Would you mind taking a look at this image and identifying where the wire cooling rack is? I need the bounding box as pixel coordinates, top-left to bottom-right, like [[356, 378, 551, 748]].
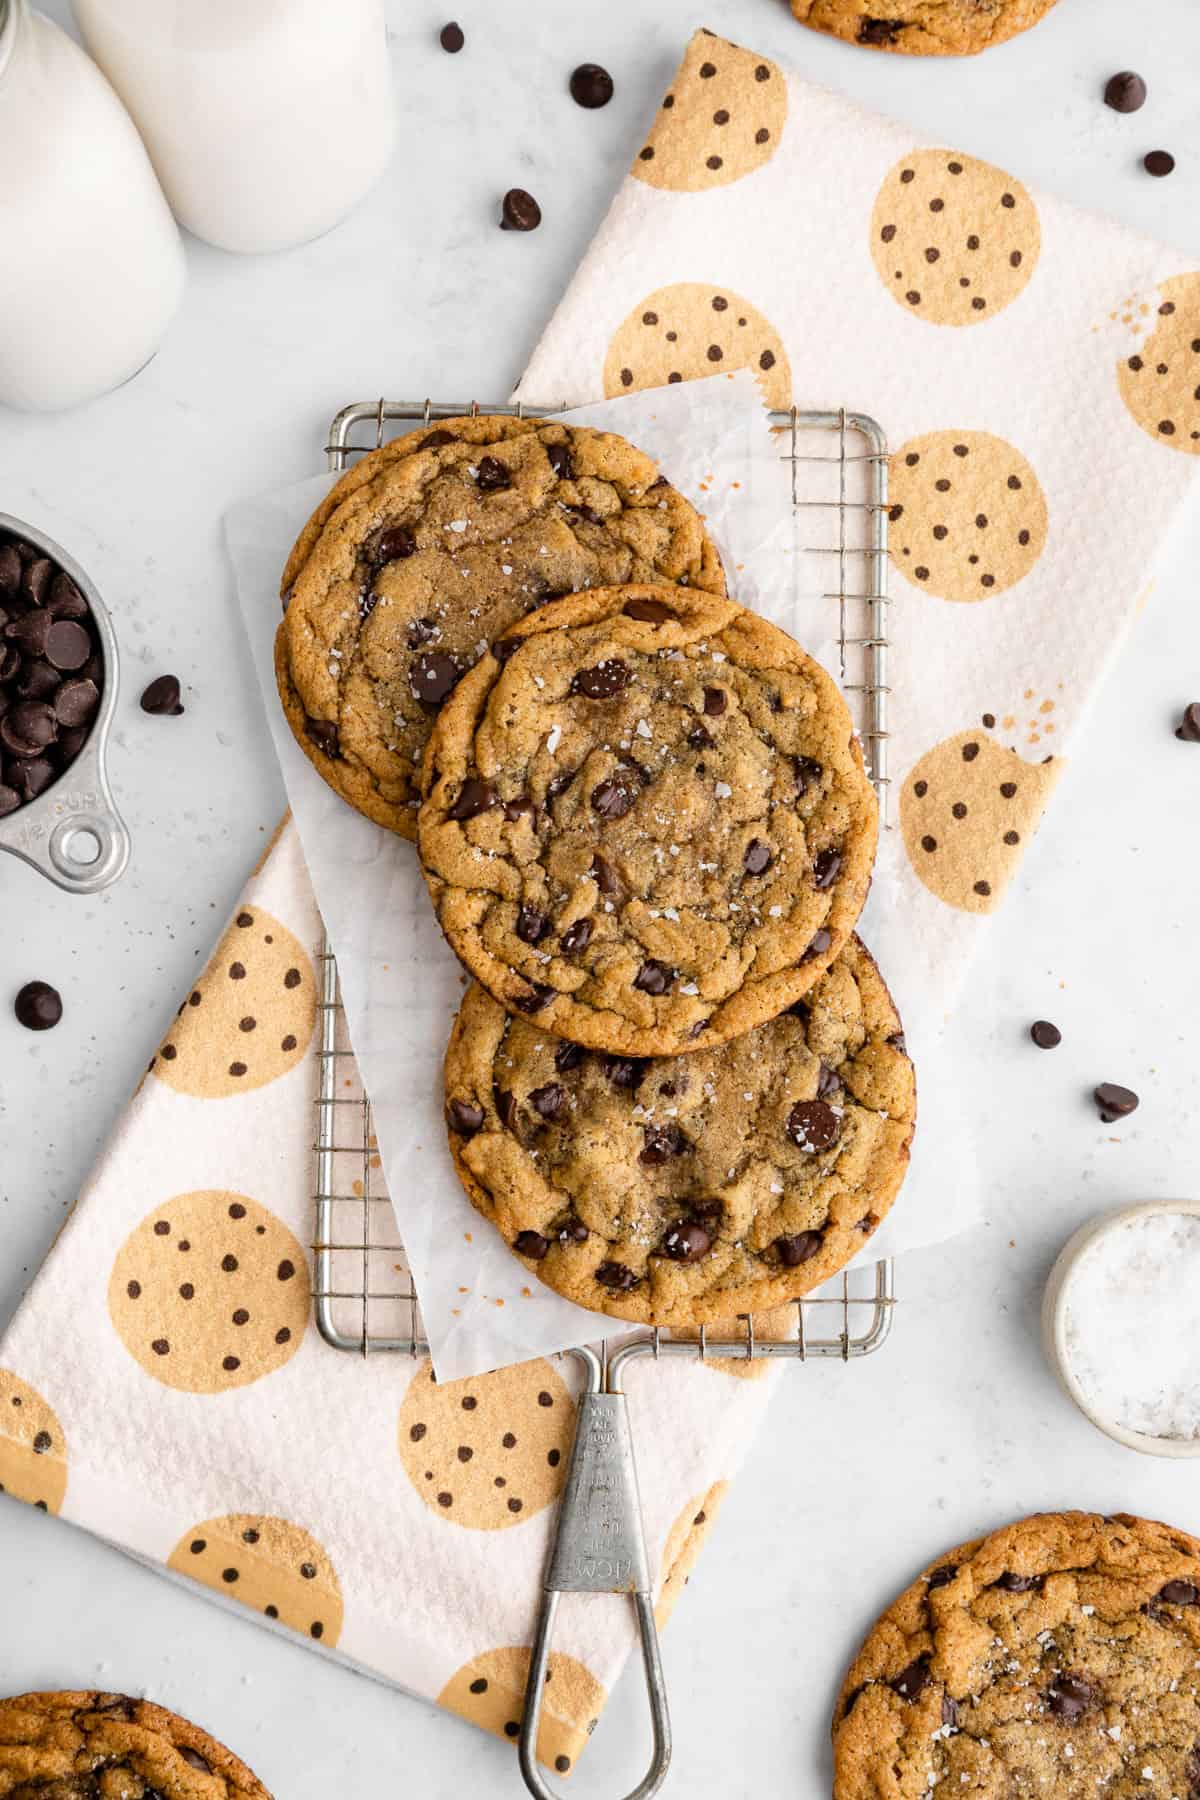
[[310, 398, 894, 1366]]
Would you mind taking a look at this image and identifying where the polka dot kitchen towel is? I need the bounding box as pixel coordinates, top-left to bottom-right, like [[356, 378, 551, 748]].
[[0, 816, 777, 1775], [520, 25, 1200, 996]]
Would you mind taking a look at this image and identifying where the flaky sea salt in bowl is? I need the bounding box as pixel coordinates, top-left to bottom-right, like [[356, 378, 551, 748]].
[[1043, 1201, 1200, 1458]]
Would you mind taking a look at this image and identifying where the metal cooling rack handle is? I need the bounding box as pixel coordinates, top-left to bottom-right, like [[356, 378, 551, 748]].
[[519, 1347, 671, 1800]]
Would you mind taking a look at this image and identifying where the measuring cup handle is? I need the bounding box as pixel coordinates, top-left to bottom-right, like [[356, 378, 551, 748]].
[[0, 789, 131, 895]]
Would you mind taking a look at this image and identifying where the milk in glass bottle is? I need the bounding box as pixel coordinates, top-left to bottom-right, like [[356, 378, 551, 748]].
[[74, 0, 396, 255], [0, 0, 185, 411]]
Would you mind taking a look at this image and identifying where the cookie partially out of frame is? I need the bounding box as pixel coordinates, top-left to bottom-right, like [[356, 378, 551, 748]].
[[418, 583, 877, 1058], [790, 0, 1059, 55], [443, 934, 913, 1326], [0, 1690, 272, 1798], [275, 417, 725, 839], [833, 1510, 1200, 1799]]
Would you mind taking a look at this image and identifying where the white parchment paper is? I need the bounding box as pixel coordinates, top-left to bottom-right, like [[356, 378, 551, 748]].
[[225, 372, 979, 1380]]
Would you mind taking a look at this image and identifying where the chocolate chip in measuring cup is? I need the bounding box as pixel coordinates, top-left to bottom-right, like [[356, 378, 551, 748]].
[[0, 529, 104, 816]]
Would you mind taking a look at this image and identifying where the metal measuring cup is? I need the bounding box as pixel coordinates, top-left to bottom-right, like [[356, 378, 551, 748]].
[[0, 513, 130, 893]]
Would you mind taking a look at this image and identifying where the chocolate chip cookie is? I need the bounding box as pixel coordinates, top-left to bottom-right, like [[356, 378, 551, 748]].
[[791, 0, 1059, 54], [419, 584, 877, 1056], [834, 1510, 1200, 1799], [443, 934, 913, 1325], [275, 418, 725, 838], [0, 1690, 271, 1798]]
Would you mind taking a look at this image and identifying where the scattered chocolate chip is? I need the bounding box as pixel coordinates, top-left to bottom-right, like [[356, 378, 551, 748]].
[[662, 1221, 711, 1262], [687, 724, 713, 749], [141, 674, 184, 715], [1159, 1579, 1199, 1605], [570, 62, 613, 108], [439, 20, 464, 51], [927, 1564, 957, 1590], [813, 848, 842, 889], [14, 980, 62, 1031], [513, 983, 556, 1014], [1030, 1020, 1061, 1049], [516, 905, 548, 945], [558, 1215, 589, 1244], [889, 1656, 930, 1701], [1047, 1675, 1094, 1722], [410, 650, 461, 706], [623, 596, 673, 623], [743, 839, 772, 876], [448, 777, 498, 821], [941, 1695, 960, 1731], [1175, 702, 1200, 742], [595, 1261, 640, 1292], [474, 455, 511, 492], [571, 659, 630, 699], [494, 1087, 519, 1132], [1094, 1082, 1138, 1123], [504, 794, 535, 822], [787, 1099, 841, 1152], [633, 959, 671, 996], [500, 188, 541, 232], [447, 1099, 485, 1137], [562, 917, 593, 955], [514, 1230, 549, 1259], [546, 442, 575, 481], [1145, 150, 1175, 177], [802, 928, 832, 963], [554, 1041, 584, 1074], [702, 686, 727, 718], [776, 1230, 823, 1267], [995, 1572, 1040, 1592], [1104, 70, 1146, 112]]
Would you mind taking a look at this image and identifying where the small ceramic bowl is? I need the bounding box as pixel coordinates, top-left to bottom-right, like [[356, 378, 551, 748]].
[[1042, 1199, 1200, 1459], [0, 512, 130, 894]]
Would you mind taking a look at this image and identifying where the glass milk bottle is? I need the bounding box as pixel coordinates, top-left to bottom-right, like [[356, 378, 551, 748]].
[[73, 0, 396, 255], [0, 0, 184, 412]]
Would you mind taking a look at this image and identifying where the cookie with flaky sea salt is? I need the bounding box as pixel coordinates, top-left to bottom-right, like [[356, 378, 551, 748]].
[[833, 1510, 1200, 1800], [419, 583, 877, 1056], [442, 934, 913, 1326], [0, 1690, 272, 1799], [275, 417, 725, 839], [793, 0, 1058, 56]]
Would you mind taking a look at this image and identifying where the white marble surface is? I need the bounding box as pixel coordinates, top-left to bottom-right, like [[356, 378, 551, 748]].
[[3, 1, 1200, 1794]]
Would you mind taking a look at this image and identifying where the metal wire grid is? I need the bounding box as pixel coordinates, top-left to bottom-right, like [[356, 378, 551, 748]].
[[311, 398, 894, 1364]]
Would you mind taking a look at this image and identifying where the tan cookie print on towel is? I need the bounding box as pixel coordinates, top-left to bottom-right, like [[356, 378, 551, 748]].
[[604, 285, 790, 411], [168, 1514, 342, 1647], [1119, 274, 1200, 454], [901, 723, 1062, 914], [151, 907, 315, 1098], [654, 1483, 729, 1631], [438, 1647, 606, 1776], [398, 1358, 574, 1529], [632, 30, 786, 192], [889, 432, 1048, 601], [0, 1371, 67, 1514], [871, 151, 1039, 326], [108, 1192, 308, 1392]]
